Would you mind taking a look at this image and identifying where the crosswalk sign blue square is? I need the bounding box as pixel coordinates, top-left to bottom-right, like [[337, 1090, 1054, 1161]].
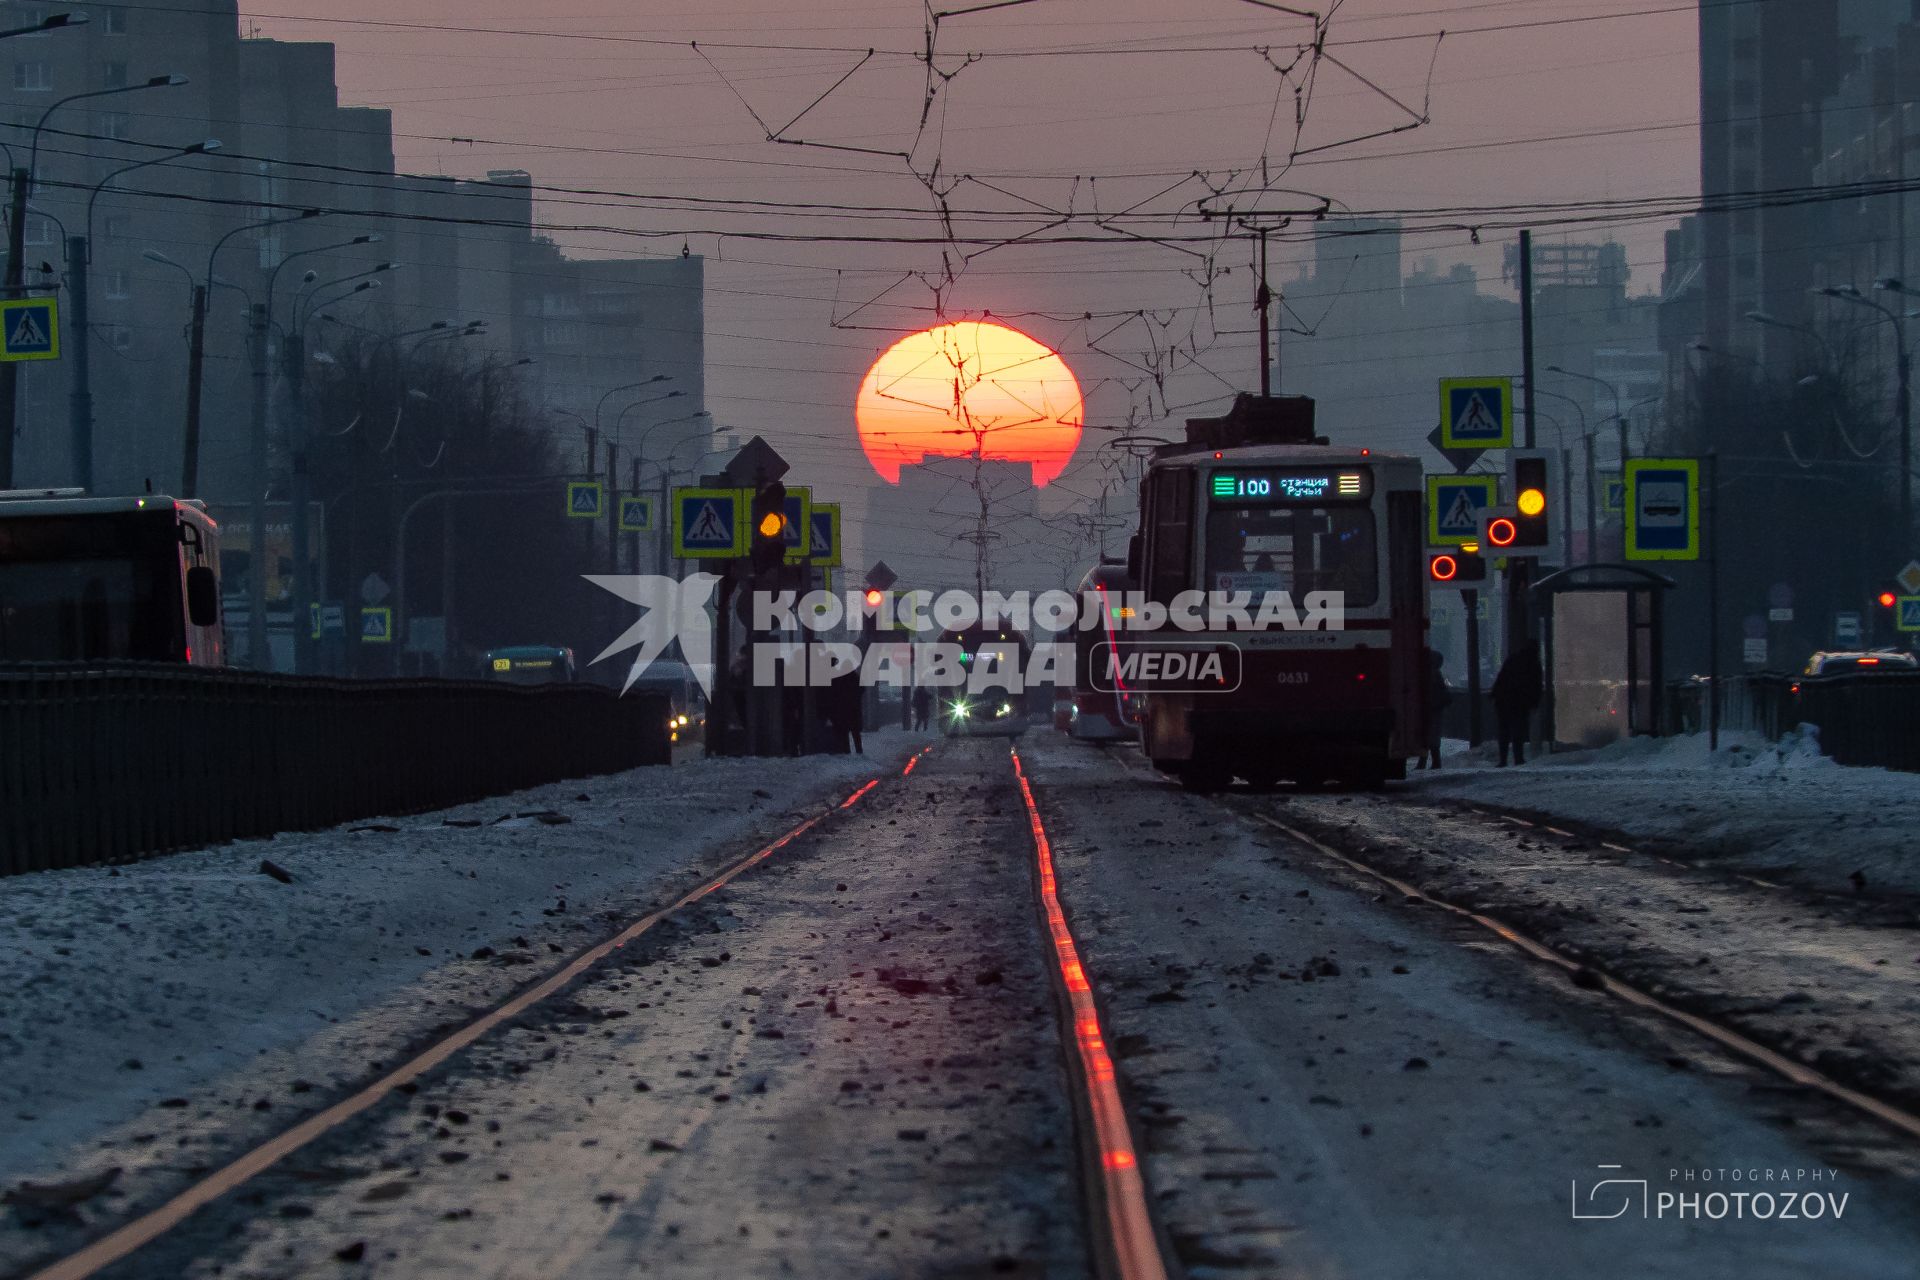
[[0, 297, 59, 362], [566, 481, 603, 518], [780, 485, 812, 563], [1426, 474, 1498, 547], [1898, 597, 1920, 633], [1439, 377, 1512, 449], [618, 496, 652, 533], [672, 487, 747, 559], [360, 606, 394, 643]]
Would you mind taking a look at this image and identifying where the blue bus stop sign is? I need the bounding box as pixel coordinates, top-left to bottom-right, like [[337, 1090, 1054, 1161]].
[[1624, 458, 1700, 561]]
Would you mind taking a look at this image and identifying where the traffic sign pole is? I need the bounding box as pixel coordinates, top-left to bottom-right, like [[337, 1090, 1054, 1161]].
[[1707, 452, 1720, 751]]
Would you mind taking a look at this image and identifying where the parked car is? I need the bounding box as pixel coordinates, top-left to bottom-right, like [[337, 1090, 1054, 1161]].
[[1791, 650, 1918, 699], [1799, 650, 1918, 678]]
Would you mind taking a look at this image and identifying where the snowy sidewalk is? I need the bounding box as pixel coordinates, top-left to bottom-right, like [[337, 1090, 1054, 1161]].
[[1406, 730, 1920, 898], [0, 734, 921, 1205]]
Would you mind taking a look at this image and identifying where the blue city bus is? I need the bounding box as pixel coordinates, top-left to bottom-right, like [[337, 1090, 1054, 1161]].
[[0, 490, 223, 665]]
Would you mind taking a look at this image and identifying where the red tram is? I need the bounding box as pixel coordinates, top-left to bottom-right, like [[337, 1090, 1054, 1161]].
[[1068, 559, 1142, 741], [1124, 395, 1430, 791]]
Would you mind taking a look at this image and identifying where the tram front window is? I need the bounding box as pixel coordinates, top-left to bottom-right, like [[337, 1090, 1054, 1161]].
[[1203, 506, 1377, 608]]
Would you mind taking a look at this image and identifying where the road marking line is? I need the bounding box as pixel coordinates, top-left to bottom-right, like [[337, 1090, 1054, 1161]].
[[1011, 747, 1168, 1280], [1255, 812, 1920, 1147], [28, 778, 889, 1280]]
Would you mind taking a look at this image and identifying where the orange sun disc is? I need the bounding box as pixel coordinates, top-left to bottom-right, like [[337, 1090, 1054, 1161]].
[[855, 320, 1084, 486]]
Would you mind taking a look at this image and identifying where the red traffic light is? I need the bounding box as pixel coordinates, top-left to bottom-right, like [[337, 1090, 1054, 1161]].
[[1486, 516, 1518, 548], [864, 587, 884, 608], [1879, 591, 1898, 608], [1429, 553, 1459, 582]]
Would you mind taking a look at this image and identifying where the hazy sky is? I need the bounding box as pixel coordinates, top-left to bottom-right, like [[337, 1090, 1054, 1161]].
[[244, 0, 1700, 515]]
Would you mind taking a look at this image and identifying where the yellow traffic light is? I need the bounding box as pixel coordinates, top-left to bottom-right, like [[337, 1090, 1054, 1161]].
[[1517, 487, 1546, 517], [757, 511, 784, 538]]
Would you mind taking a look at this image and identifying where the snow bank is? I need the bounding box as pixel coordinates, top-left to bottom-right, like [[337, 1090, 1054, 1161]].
[[0, 734, 918, 1186], [1415, 729, 1920, 897]]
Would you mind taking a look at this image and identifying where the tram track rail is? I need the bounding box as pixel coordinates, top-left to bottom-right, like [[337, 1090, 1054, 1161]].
[[1101, 745, 1920, 1153], [22, 765, 915, 1280], [20, 741, 1180, 1280]]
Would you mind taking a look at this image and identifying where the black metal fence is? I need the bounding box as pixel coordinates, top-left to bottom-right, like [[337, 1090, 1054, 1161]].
[[1666, 671, 1920, 773], [0, 664, 671, 877]]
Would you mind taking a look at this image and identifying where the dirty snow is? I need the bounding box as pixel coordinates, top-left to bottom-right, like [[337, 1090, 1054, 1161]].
[[1415, 729, 1920, 897], [1022, 736, 1920, 1278], [0, 734, 916, 1203]]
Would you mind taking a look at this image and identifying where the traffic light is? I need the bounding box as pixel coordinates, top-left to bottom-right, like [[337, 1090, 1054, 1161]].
[[1879, 590, 1899, 610], [1479, 506, 1519, 551], [749, 480, 787, 574], [1510, 452, 1551, 548], [1428, 548, 1486, 583]]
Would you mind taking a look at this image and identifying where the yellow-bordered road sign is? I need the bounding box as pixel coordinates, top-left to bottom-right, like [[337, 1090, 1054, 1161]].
[[1426, 473, 1499, 547], [0, 297, 59, 362], [1439, 376, 1512, 449], [808, 502, 841, 567], [672, 486, 748, 559], [780, 485, 812, 564], [1897, 597, 1920, 633], [618, 495, 653, 533], [1624, 458, 1700, 561], [566, 481, 603, 518], [360, 606, 394, 643]]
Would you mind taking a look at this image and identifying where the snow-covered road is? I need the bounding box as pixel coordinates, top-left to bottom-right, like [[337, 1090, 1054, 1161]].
[[91, 741, 1082, 1280], [10, 727, 1920, 1280], [1019, 736, 1920, 1278], [0, 735, 921, 1277]]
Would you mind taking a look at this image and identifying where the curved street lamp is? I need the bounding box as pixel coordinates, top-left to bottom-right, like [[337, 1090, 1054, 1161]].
[[68, 139, 220, 489]]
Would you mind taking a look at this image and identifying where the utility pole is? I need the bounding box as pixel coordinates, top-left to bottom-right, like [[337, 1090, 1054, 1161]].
[[247, 302, 270, 669], [1900, 345, 1912, 549], [288, 325, 314, 674], [1584, 432, 1598, 562], [1256, 227, 1272, 397], [181, 285, 208, 497], [1512, 229, 1538, 658], [0, 166, 28, 489], [630, 455, 643, 574], [65, 234, 92, 489]]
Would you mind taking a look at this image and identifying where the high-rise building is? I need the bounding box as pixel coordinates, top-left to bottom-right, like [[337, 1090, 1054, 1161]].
[[1697, 0, 1850, 362]]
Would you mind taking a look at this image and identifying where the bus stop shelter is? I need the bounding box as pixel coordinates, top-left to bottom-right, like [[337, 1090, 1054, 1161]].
[[1531, 563, 1675, 747]]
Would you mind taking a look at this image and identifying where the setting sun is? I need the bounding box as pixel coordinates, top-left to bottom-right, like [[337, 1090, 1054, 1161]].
[[854, 320, 1084, 486]]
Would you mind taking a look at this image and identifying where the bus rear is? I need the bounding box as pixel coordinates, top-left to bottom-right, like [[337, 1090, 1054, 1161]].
[[0, 492, 223, 666]]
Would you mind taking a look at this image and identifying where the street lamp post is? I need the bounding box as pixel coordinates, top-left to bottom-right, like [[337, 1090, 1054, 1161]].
[[1, 62, 194, 489], [1528, 385, 1592, 560], [628, 405, 705, 571], [1833, 281, 1915, 549], [69, 139, 221, 490], [183, 208, 324, 500], [263, 236, 383, 672]]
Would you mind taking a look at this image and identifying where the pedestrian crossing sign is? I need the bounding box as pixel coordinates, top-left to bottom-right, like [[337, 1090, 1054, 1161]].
[[0, 297, 58, 362], [619, 496, 653, 533], [808, 502, 841, 567], [1439, 377, 1513, 449], [1898, 597, 1920, 633], [672, 486, 748, 559], [1426, 474, 1498, 546], [566, 481, 603, 518], [781, 485, 812, 564], [360, 606, 394, 644]]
